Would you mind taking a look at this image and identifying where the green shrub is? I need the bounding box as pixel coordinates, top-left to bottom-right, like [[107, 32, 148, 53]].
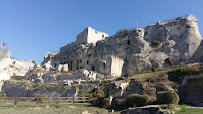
[[60, 67, 65, 73], [176, 17, 183, 20], [93, 97, 111, 109], [84, 93, 93, 102], [114, 99, 126, 110], [32, 60, 36, 64], [55, 105, 60, 108], [36, 69, 42, 73], [37, 94, 48, 98], [93, 89, 105, 98], [157, 90, 179, 104], [168, 66, 199, 83], [146, 76, 156, 82], [80, 66, 84, 69], [165, 41, 170, 45], [152, 40, 160, 46], [93, 97, 103, 107], [127, 94, 150, 107], [101, 98, 111, 109]]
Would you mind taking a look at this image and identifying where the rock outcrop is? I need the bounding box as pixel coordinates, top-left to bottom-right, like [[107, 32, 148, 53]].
[[0, 50, 36, 80], [41, 14, 202, 78], [1, 14, 203, 107], [179, 72, 203, 106], [1, 80, 78, 97], [121, 106, 174, 114]]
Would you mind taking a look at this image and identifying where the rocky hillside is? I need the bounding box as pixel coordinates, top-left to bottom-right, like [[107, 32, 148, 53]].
[[0, 50, 35, 81], [1, 14, 203, 108], [41, 14, 202, 78]]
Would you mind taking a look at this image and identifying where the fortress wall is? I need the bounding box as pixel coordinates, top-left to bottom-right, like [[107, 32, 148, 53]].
[[75, 28, 88, 45], [60, 27, 109, 52], [0, 50, 10, 70], [0, 50, 10, 61], [0, 50, 11, 83], [87, 27, 109, 44]]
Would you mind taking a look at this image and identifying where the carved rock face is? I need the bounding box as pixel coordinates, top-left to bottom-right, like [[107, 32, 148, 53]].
[[41, 14, 202, 77]]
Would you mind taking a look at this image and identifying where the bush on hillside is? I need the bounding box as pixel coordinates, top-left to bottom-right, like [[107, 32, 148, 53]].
[[152, 40, 161, 46], [176, 17, 183, 20], [32, 60, 36, 64], [93, 97, 111, 109], [165, 41, 170, 45], [101, 98, 111, 109], [127, 94, 150, 107], [93, 89, 105, 98], [113, 98, 126, 110], [168, 66, 199, 83], [84, 93, 93, 102], [157, 90, 179, 105]]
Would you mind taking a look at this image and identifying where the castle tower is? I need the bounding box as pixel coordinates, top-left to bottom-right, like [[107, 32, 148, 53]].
[[75, 27, 109, 45]]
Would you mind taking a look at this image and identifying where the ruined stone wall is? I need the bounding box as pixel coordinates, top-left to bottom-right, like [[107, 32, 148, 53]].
[[75, 27, 88, 45], [0, 50, 10, 70], [110, 56, 124, 77], [60, 27, 109, 52], [87, 27, 109, 44], [0, 49, 35, 81], [0, 50, 11, 81]]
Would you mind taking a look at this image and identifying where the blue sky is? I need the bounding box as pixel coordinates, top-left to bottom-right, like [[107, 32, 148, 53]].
[[0, 0, 203, 64]]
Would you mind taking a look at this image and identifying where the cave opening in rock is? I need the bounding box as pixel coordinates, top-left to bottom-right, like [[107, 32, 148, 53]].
[[163, 58, 173, 68]]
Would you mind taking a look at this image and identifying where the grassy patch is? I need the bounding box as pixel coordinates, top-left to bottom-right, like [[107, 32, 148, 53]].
[[175, 105, 203, 114], [0, 100, 116, 114]]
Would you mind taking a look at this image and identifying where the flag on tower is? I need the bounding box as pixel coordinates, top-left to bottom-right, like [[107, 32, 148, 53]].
[[3, 42, 7, 46], [137, 21, 141, 28], [1, 42, 7, 51]]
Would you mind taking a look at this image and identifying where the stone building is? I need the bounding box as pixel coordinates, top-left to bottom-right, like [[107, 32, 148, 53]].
[[60, 27, 109, 52], [75, 27, 109, 45]]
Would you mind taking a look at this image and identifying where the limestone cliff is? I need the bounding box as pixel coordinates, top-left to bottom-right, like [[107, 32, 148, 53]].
[[1, 14, 203, 107], [0, 50, 36, 81], [41, 14, 202, 77]]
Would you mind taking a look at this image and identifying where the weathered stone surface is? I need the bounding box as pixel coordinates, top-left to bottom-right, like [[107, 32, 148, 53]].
[[56, 64, 69, 72], [0, 50, 36, 83], [1, 80, 77, 97], [121, 106, 175, 114], [105, 81, 129, 97], [42, 72, 57, 83], [121, 107, 160, 114], [1, 81, 29, 97], [57, 70, 96, 81], [41, 14, 202, 78], [190, 40, 203, 64]]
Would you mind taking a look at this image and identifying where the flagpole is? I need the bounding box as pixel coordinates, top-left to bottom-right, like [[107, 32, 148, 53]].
[[0, 42, 2, 51]]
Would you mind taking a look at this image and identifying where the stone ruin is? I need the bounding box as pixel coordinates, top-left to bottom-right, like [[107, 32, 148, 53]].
[[41, 14, 203, 78]]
